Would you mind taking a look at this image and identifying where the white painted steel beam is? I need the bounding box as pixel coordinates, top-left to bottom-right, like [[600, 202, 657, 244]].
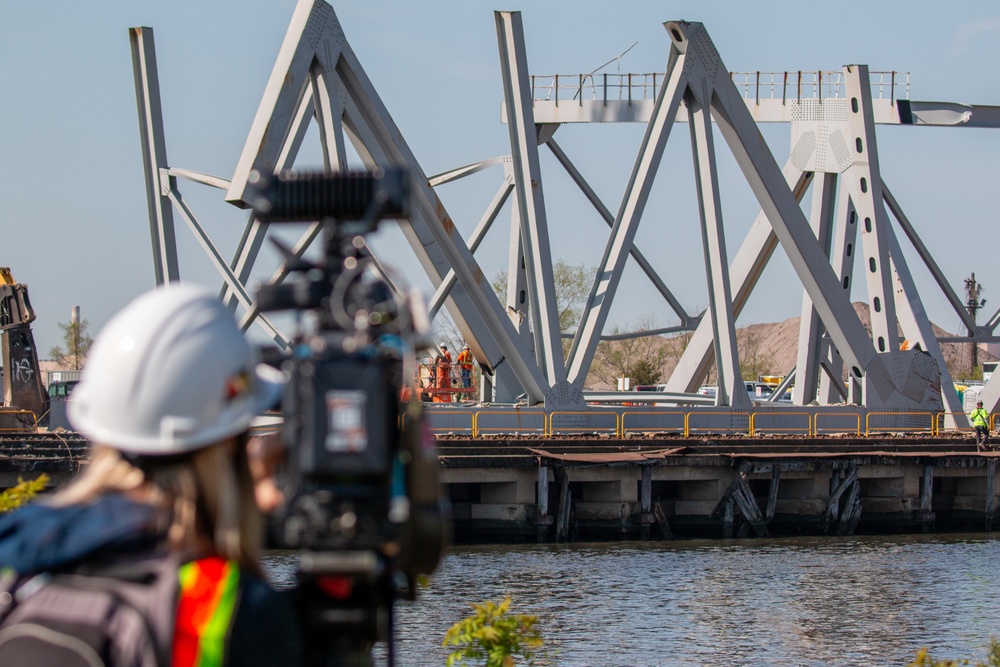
[[818, 186, 857, 404], [687, 94, 748, 408], [225, 0, 327, 206], [664, 162, 809, 394], [222, 85, 316, 315], [545, 139, 693, 326], [883, 183, 977, 334], [428, 178, 514, 319], [794, 172, 838, 405], [495, 11, 566, 385], [524, 98, 1000, 128], [310, 61, 348, 173], [236, 222, 323, 334], [320, 10, 552, 404], [129, 27, 179, 285], [565, 42, 687, 388], [428, 157, 506, 187], [844, 65, 899, 356], [166, 188, 287, 345], [701, 35, 879, 387], [885, 224, 966, 425]]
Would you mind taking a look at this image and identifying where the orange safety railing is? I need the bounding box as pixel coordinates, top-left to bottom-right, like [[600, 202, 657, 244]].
[[548, 411, 621, 438], [620, 411, 688, 437], [749, 411, 812, 437], [813, 412, 862, 436], [473, 410, 547, 438], [864, 411, 935, 436]]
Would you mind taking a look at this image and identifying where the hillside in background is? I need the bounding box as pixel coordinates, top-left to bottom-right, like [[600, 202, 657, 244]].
[[731, 302, 995, 383], [591, 302, 995, 389]]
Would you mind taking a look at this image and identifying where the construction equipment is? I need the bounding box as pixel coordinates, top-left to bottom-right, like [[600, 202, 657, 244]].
[[0, 268, 47, 429]]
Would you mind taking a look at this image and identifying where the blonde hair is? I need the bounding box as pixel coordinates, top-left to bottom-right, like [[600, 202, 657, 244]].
[[52, 439, 263, 575]]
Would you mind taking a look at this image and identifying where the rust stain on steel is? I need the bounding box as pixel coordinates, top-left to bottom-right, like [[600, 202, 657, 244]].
[[437, 203, 455, 234]]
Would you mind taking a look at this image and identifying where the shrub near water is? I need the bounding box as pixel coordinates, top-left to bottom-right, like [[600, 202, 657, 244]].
[[0, 474, 48, 512], [906, 639, 1000, 667], [443, 596, 544, 667]]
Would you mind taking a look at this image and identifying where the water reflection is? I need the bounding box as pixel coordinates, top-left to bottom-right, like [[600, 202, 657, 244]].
[[263, 534, 1000, 666]]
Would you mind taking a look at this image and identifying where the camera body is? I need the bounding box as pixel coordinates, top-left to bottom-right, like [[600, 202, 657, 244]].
[[249, 169, 447, 666]]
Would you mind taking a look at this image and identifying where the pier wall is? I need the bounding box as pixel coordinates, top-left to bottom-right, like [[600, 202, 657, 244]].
[[442, 452, 1000, 542]]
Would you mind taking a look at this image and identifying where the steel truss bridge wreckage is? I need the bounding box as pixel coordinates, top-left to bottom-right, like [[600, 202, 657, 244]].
[[130, 0, 1000, 428]]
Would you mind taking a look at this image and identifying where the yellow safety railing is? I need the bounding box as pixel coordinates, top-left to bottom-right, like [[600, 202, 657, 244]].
[[548, 411, 621, 438], [933, 412, 976, 437], [864, 411, 935, 436], [749, 411, 812, 437], [813, 412, 862, 436], [620, 411, 688, 437], [685, 411, 750, 437], [473, 410, 547, 439], [425, 410, 476, 437], [0, 409, 39, 432]]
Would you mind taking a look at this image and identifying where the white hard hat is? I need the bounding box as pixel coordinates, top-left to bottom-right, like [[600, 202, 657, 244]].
[[68, 283, 284, 456]]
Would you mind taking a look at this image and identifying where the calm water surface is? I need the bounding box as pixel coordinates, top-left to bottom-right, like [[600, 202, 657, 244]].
[[263, 534, 1000, 666]]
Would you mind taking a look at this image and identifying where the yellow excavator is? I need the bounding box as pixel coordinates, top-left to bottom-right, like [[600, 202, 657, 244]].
[[0, 268, 47, 430]]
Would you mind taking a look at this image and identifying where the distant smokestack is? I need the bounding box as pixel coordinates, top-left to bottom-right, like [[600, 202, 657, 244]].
[[71, 305, 80, 325]]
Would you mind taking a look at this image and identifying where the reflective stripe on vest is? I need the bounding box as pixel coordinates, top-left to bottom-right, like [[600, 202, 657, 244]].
[[173, 557, 240, 667]]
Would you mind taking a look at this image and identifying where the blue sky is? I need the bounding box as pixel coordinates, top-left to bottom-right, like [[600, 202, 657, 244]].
[[2, 0, 1000, 357]]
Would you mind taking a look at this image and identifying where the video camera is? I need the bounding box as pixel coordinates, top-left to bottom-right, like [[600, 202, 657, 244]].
[[247, 169, 448, 667]]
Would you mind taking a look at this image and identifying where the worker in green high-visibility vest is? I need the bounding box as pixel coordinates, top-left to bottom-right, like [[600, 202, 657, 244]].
[[971, 400, 990, 450]]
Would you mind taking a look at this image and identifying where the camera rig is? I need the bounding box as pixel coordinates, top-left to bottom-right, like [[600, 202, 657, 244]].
[[249, 169, 448, 667]]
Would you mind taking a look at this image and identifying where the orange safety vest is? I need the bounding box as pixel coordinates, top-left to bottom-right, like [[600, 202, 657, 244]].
[[173, 556, 240, 667], [457, 349, 473, 369]]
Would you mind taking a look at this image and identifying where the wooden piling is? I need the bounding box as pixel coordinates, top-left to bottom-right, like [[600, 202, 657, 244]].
[[653, 501, 674, 539], [555, 470, 571, 542], [765, 466, 780, 523], [640, 465, 652, 540], [919, 464, 934, 532], [722, 498, 734, 538], [826, 464, 859, 532], [986, 459, 996, 532], [537, 465, 549, 517]]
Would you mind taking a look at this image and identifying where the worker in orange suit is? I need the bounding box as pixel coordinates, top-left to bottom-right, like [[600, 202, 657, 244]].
[[436, 344, 452, 402], [457, 344, 473, 399]]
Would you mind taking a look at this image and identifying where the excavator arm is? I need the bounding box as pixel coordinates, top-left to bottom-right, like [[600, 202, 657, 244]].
[[0, 268, 47, 427]]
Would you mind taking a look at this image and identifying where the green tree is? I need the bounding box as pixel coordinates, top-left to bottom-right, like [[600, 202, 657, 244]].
[[50, 318, 93, 370], [629, 358, 662, 386], [737, 326, 777, 382], [589, 315, 671, 388], [0, 474, 48, 512], [443, 596, 543, 667], [492, 260, 594, 335]]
